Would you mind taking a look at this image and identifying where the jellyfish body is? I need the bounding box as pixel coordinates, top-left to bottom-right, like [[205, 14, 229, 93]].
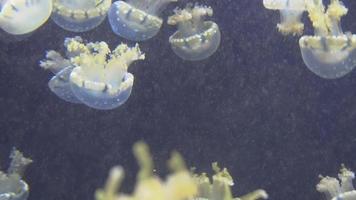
[[108, 0, 176, 41], [0, 149, 32, 200], [299, 0, 356, 79], [263, 0, 306, 35], [316, 166, 356, 200], [40, 37, 145, 110], [52, 0, 111, 32], [167, 4, 221, 61], [0, 0, 52, 35]]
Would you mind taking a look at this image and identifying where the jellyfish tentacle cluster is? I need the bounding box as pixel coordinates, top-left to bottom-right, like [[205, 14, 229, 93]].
[[167, 4, 221, 61], [0, 0, 52, 35], [108, 0, 177, 41], [40, 36, 145, 110], [0, 148, 32, 200], [316, 165, 356, 200], [96, 141, 268, 200], [51, 0, 112, 32], [264, 0, 356, 79]]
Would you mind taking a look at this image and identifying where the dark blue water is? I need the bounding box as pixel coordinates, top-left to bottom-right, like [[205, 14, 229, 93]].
[[0, 0, 356, 200]]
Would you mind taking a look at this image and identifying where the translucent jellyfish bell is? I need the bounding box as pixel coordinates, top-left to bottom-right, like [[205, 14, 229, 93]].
[[51, 0, 111, 32], [40, 36, 145, 110], [167, 4, 221, 61], [0, 0, 52, 35], [299, 0, 356, 79], [263, 0, 306, 35], [108, 0, 177, 41]]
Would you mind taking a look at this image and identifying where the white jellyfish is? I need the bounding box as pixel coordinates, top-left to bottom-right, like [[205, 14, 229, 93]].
[[51, 0, 111, 32], [263, 0, 306, 35], [0, 0, 52, 35], [167, 4, 221, 61], [0, 148, 32, 200], [316, 165, 356, 200], [40, 36, 145, 110], [299, 0, 356, 79], [108, 0, 177, 41]]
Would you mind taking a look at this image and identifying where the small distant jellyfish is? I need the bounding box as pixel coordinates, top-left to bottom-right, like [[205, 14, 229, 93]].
[[0, 148, 32, 200], [0, 0, 52, 35], [263, 0, 306, 35], [108, 0, 177, 41], [299, 0, 356, 79], [40, 36, 145, 110], [167, 4, 221, 61], [316, 165, 356, 200], [51, 0, 112, 32]]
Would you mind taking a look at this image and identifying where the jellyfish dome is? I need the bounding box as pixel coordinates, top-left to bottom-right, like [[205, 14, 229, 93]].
[[0, 0, 52, 35], [108, 0, 177, 41], [51, 0, 111, 32], [263, 0, 306, 35], [167, 4, 221, 61], [40, 36, 145, 110], [299, 0, 356, 79]]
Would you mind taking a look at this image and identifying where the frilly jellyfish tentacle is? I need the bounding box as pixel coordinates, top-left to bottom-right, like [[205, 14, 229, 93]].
[[168, 4, 221, 61], [299, 0, 356, 79], [316, 165, 356, 200], [108, 0, 176, 41], [0, 0, 52, 35], [51, 0, 111, 32]]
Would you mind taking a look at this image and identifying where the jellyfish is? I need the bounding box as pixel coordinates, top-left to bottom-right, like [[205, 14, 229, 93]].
[[263, 0, 307, 35], [298, 0, 356, 79], [51, 0, 112, 32], [0, 0, 52, 35], [95, 141, 268, 200], [108, 0, 177, 41], [167, 4, 221, 61], [40, 36, 145, 110], [0, 148, 32, 200], [316, 165, 356, 200]]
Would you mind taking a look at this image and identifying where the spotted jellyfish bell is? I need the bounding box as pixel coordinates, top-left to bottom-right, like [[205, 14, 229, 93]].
[[299, 0, 356, 79], [167, 4, 221, 61], [0, 0, 52, 35], [108, 0, 177, 41], [263, 0, 307, 35], [69, 39, 145, 110], [51, 0, 111, 32]]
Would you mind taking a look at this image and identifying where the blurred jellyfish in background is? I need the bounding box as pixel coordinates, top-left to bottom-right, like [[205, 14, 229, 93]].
[[316, 165, 356, 200], [0, 0, 52, 35], [299, 0, 356, 79], [40, 36, 145, 110], [263, 0, 306, 35], [108, 0, 177, 41], [51, 0, 112, 32], [167, 4, 220, 61], [0, 148, 32, 200], [95, 141, 268, 200]]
